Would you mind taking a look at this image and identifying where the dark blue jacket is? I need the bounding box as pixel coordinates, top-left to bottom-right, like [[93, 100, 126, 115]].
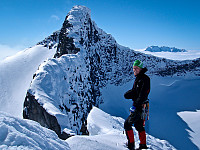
[[124, 67, 150, 109]]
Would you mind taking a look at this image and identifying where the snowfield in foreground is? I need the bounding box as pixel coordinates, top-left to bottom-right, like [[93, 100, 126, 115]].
[[0, 111, 70, 150], [0, 107, 176, 150], [66, 107, 176, 150]]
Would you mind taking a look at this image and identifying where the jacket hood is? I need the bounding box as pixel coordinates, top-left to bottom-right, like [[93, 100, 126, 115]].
[[137, 67, 148, 76]]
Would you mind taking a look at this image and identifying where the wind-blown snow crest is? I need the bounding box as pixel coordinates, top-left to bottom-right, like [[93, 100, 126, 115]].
[[87, 106, 124, 135], [0, 45, 56, 118], [0, 111, 69, 150], [178, 110, 200, 149], [67, 107, 176, 150], [28, 50, 90, 133]]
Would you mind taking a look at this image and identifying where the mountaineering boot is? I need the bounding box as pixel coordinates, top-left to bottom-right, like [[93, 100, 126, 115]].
[[128, 142, 135, 150], [135, 144, 148, 149], [125, 141, 135, 150]]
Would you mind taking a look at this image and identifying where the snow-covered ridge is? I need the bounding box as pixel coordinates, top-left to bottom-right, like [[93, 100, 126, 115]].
[[145, 46, 187, 52], [0, 45, 56, 118], [26, 51, 92, 136]]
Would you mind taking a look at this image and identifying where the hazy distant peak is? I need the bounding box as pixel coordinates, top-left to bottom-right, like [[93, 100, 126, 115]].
[[145, 46, 187, 52]]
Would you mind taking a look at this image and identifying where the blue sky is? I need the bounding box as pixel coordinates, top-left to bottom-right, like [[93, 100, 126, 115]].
[[0, 0, 200, 59]]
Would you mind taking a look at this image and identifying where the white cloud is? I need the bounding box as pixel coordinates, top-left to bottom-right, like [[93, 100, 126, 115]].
[[0, 44, 24, 61], [50, 15, 60, 21]]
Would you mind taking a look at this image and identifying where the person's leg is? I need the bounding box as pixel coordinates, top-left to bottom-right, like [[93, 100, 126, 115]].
[[124, 114, 135, 149], [134, 119, 147, 149]]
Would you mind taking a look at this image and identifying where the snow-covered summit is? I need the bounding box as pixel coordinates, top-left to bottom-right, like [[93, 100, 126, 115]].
[[67, 5, 91, 24], [145, 46, 187, 52]]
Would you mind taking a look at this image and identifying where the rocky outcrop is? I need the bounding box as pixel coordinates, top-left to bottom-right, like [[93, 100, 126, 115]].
[[37, 31, 60, 49], [23, 92, 70, 140], [54, 19, 80, 58], [157, 58, 200, 77]]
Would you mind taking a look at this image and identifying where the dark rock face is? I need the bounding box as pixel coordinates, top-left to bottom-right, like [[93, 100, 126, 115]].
[[23, 92, 70, 140], [37, 31, 60, 49], [54, 19, 80, 58], [157, 58, 200, 76], [37, 18, 80, 58]]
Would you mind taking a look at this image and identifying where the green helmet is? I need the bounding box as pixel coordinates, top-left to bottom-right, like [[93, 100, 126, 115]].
[[133, 60, 143, 68]]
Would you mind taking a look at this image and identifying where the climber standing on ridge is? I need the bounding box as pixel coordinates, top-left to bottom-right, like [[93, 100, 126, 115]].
[[124, 60, 150, 150]]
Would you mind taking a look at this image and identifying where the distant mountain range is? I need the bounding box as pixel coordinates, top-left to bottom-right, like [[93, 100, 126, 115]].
[[145, 46, 187, 52]]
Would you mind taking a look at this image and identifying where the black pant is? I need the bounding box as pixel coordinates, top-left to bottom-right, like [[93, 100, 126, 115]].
[[124, 109, 145, 132]]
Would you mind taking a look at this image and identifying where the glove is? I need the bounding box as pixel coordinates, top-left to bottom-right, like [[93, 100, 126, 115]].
[[130, 106, 136, 113]]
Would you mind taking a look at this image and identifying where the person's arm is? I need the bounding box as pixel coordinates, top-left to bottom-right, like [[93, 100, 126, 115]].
[[124, 89, 136, 100]]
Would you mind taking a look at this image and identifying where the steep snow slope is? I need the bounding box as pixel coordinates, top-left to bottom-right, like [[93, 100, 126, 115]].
[[0, 45, 56, 118], [66, 107, 176, 150], [178, 110, 200, 149], [0, 111, 70, 150]]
